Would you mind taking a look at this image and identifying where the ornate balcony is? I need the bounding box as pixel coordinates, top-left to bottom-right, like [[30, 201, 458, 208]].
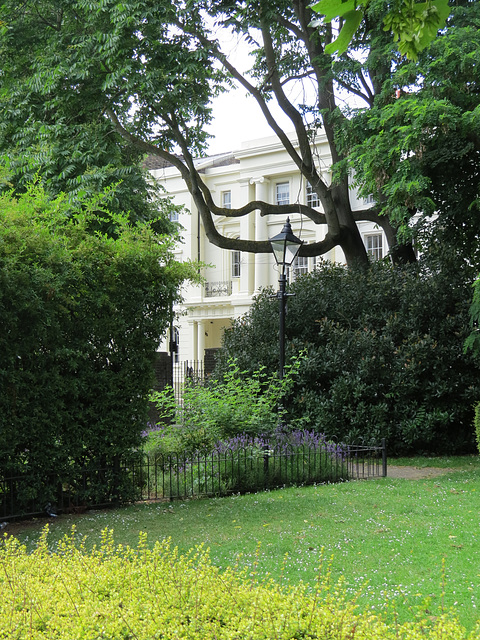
[[205, 281, 232, 297]]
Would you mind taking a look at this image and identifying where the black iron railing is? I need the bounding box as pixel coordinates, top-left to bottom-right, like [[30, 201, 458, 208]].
[[0, 440, 386, 521], [205, 281, 232, 297], [172, 360, 205, 403]]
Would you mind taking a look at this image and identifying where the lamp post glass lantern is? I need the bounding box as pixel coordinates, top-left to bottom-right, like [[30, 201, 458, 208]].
[[269, 218, 303, 379]]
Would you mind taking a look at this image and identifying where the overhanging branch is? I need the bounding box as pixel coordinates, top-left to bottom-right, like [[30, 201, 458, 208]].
[[106, 108, 193, 186]]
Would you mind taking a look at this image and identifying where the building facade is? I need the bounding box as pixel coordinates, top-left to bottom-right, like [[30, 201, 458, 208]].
[[149, 133, 386, 366]]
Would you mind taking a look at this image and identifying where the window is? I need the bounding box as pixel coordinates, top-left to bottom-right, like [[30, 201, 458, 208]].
[[222, 190, 232, 209], [306, 182, 320, 207], [232, 249, 241, 278], [364, 233, 383, 261], [276, 182, 290, 206], [292, 254, 308, 280], [364, 193, 375, 205], [287, 241, 309, 282], [169, 209, 179, 223]]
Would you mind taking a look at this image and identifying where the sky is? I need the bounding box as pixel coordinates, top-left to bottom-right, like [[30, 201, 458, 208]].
[[206, 90, 266, 154], [202, 28, 298, 156], [205, 88, 285, 155], [202, 25, 368, 156], [204, 80, 361, 156]]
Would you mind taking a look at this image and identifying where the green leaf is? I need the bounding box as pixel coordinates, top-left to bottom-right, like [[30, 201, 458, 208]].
[[310, 0, 358, 22], [325, 10, 363, 56], [384, 0, 451, 59]]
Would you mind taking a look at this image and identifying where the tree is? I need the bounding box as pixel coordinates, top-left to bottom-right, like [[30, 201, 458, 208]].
[[0, 0, 437, 268], [0, 1, 473, 268], [311, 0, 450, 59], [1, 113, 173, 228], [343, 1, 480, 271], [0, 6, 181, 232]]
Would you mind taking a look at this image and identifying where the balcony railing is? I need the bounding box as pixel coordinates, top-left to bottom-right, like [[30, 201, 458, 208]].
[[205, 280, 232, 297]]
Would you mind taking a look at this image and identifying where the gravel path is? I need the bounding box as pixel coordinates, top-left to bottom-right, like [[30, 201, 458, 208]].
[[386, 465, 455, 479]]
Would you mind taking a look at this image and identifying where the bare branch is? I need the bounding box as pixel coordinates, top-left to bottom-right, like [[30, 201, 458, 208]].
[[280, 71, 316, 87], [105, 108, 193, 185], [358, 69, 375, 103], [334, 77, 373, 107], [108, 106, 330, 253], [32, 4, 63, 31]]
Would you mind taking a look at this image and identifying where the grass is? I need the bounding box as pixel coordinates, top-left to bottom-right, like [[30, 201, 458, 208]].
[[6, 456, 480, 632], [388, 455, 480, 469]]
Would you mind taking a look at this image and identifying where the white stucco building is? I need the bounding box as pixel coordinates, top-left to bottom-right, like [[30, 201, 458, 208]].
[[149, 133, 386, 367]]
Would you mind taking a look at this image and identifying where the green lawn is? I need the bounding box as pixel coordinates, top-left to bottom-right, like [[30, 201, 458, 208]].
[[389, 455, 480, 469], [8, 457, 480, 632]]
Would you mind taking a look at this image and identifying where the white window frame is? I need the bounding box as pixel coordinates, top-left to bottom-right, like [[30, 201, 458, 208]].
[[232, 249, 241, 278], [286, 241, 310, 282], [306, 182, 320, 208], [222, 190, 232, 209], [364, 233, 383, 261], [276, 182, 290, 206], [171, 327, 180, 364], [291, 254, 309, 281]]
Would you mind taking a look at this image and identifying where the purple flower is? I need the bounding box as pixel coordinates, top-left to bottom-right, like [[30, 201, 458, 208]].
[[210, 429, 345, 460]]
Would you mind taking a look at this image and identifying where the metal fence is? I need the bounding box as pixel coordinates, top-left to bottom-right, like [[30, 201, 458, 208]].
[[0, 440, 386, 521], [172, 360, 205, 403], [132, 440, 386, 501]]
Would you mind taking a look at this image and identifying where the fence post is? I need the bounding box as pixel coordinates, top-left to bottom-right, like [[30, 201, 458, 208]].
[[382, 438, 387, 477], [263, 448, 270, 488]]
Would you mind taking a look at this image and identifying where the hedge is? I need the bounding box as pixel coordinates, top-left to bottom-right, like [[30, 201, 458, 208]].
[[0, 184, 198, 511]]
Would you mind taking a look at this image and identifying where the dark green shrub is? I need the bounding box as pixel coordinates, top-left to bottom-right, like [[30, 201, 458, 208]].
[[0, 184, 197, 513], [216, 261, 480, 455], [465, 273, 480, 357]]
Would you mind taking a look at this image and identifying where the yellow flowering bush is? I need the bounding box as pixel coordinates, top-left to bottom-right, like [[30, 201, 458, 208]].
[[0, 527, 477, 639]]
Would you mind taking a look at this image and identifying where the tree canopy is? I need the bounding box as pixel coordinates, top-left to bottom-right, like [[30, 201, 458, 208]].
[[311, 0, 450, 59], [344, 1, 480, 270], [0, 0, 476, 267]]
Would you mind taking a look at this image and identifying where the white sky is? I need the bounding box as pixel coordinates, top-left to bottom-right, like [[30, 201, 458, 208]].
[[205, 84, 362, 156], [205, 89, 285, 155], [202, 26, 369, 156], [203, 28, 297, 155]]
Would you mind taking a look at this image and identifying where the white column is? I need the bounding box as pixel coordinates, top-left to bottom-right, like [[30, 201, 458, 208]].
[[190, 320, 198, 363], [239, 190, 255, 295], [239, 180, 256, 297], [250, 177, 270, 291], [197, 320, 205, 364]]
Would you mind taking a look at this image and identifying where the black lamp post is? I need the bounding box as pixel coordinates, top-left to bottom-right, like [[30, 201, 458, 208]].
[[269, 218, 303, 379]]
